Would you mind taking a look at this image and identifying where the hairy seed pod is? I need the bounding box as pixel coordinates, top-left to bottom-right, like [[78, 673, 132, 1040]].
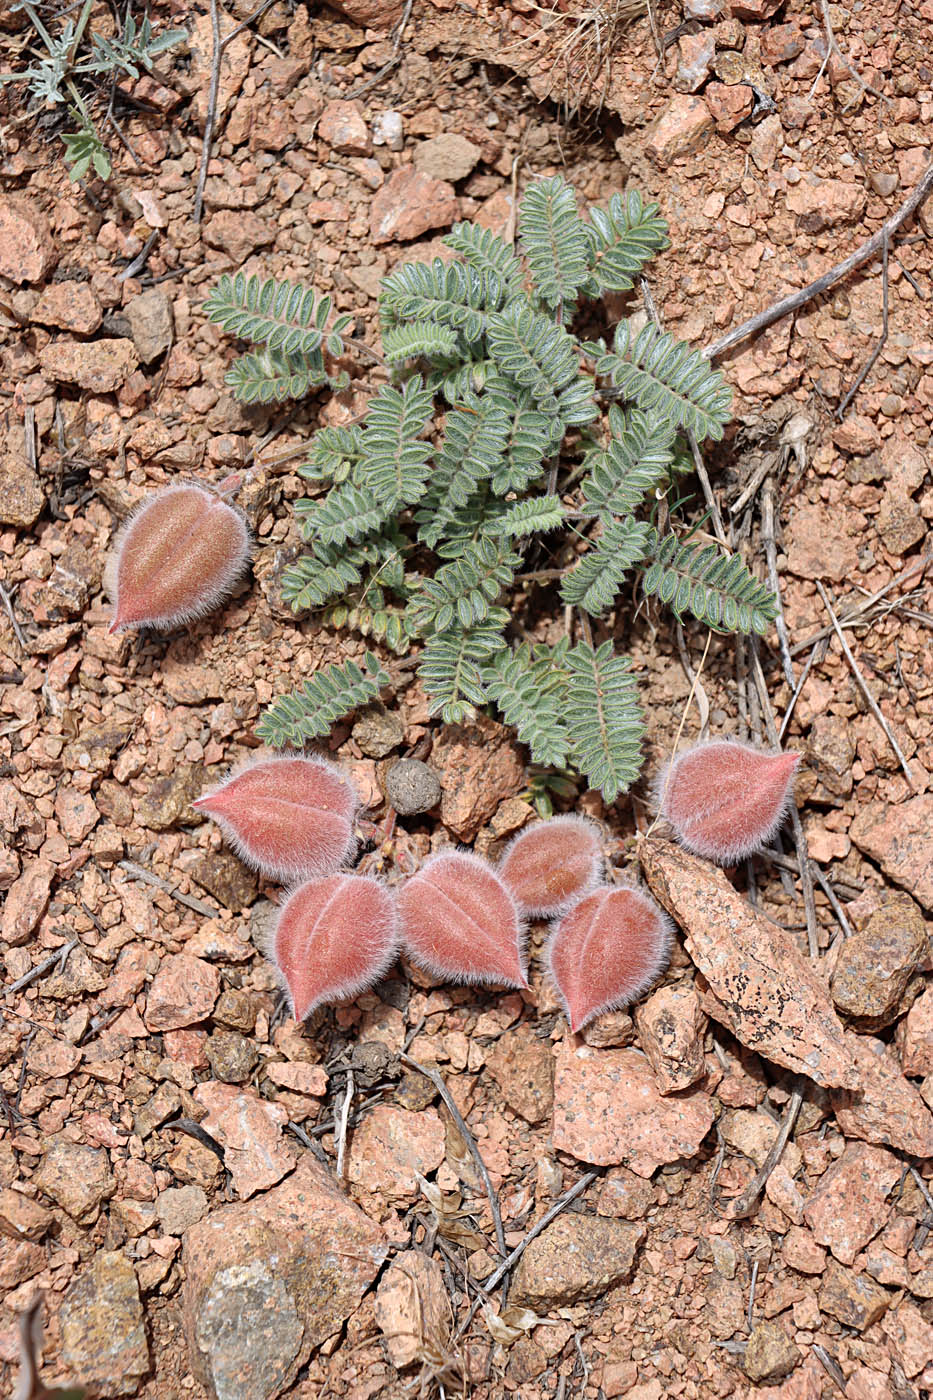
[[499, 815, 603, 917], [657, 739, 800, 865], [105, 483, 251, 634], [271, 873, 398, 1022], [193, 755, 358, 883], [547, 884, 672, 1033], [397, 851, 528, 989]]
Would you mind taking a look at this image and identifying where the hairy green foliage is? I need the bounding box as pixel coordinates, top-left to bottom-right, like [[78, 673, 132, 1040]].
[[255, 654, 390, 747], [207, 174, 777, 801]]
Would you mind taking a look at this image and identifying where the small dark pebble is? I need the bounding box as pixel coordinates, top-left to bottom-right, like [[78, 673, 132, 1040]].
[[385, 758, 442, 816]]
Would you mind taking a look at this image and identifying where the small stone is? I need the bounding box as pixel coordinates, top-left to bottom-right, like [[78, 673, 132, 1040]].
[[214, 987, 258, 1033], [786, 179, 867, 232], [851, 796, 933, 911], [819, 1259, 892, 1330], [705, 82, 754, 132], [352, 704, 406, 758], [0, 1237, 46, 1289], [749, 112, 783, 171], [136, 764, 204, 830], [646, 95, 714, 166], [785, 501, 860, 581], [32, 280, 103, 334], [370, 165, 459, 245], [743, 1322, 801, 1384], [804, 714, 854, 800], [634, 982, 707, 1093], [596, 1167, 655, 1221], [0, 195, 56, 282], [413, 133, 482, 182], [264, 1061, 328, 1096], [486, 1024, 554, 1124], [870, 170, 899, 197], [384, 758, 442, 815], [183, 1156, 388, 1400], [183, 849, 258, 909], [145, 953, 221, 1031], [194, 1082, 293, 1197], [34, 1138, 115, 1222], [0, 1188, 54, 1241], [39, 337, 138, 392], [876, 491, 925, 555], [803, 1142, 900, 1264], [157, 1185, 209, 1235], [27, 1032, 82, 1078], [683, 0, 724, 13], [510, 1214, 644, 1307], [124, 286, 174, 364], [902, 985, 933, 1076], [345, 1104, 445, 1200], [782, 1226, 826, 1275], [0, 858, 53, 945], [374, 1250, 452, 1368], [319, 99, 371, 155], [206, 1029, 260, 1083], [373, 109, 404, 150], [204, 208, 275, 261], [759, 22, 805, 64], [552, 1041, 714, 1175], [675, 31, 715, 92], [729, 0, 781, 16], [0, 455, 44, 527], [831, 901, 928, 1028], [833, 415, 881, 455], [431, 713, 525, 840], [882, 1302, 933, 1380], [60, 1251, 149, 1397]]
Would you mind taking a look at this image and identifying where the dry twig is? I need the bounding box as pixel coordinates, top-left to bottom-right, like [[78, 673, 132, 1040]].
[[192, 0, 221, 225], [728, 1087, 803, 1220], [838, 228, 888, 417], [815, 580, 916, 790], [401, 1053, 506, 1259], [336, 1067, 354, 1178], [118, 859, 218, 918], [704, 159, 933, 361], [7, 941, 77, 995]]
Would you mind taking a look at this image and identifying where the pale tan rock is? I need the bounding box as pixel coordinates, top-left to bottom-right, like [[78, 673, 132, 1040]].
[[39, 337, 138, 393], [374, 1250, 452, 1368], [183, 1156, 388, 1400], [486, 1024, 554, 1123], [26, 1032, 82, 1078], [640, 839, 857, 1089], [319, 99, 371, 156], [634, 982, 707, 1093], [60, 1251, 149, 1397], [831, 900, 928, 1028], [0, 194, 56, 282], [705, 82, 754, 132], [787, 178, 867, 231], [883, 1302, 933, 1378], [34, 1139, 115, 1222], [832, 415, 881, 455], [803, 1142, 900, 1265], [346, 1104, 445, 1200], [784, 501, 861, 581], [782, 1225, 826, 1275], [552, 1040, 714, 1174], [0, 456, 44, 527], [596, 1167, 655, 1220], [145, 953, 221, 1031], [413, 133, 481, 182], [646, 95, 714, 166], [432, 713, 525, 840], [902, 985, 933, 1076], [194, 1082, 293, 1198], [32, 280, 102, 334], [189, 6, 253, 128], [850, 796, 933, 911], [831, 1033, 933, 1156], [510, 1214, 645, 1307], [370, 165, 459, 245], [1, 857, 54, 946]]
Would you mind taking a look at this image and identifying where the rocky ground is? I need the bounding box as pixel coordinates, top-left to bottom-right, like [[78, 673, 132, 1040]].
[[1, 0, 933, 1397]]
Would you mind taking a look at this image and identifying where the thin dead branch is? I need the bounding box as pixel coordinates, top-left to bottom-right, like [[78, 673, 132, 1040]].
[[704, 159, 933, 361], [838, 228, 888, 417]]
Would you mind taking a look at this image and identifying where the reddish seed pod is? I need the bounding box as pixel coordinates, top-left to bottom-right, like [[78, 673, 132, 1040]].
[[193, 755, 358, 883], [105, 483, 251, 634], [547, 885, 672, 1033], [397, 851, 528, 989], [499, 815, 603, 918], [657, 739, 800, 865], [271, 873, 398, 1022]]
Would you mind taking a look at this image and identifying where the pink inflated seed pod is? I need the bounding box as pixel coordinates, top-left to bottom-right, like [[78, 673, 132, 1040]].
[[397, 850, 528, 989], [105, 483, 251, 634], [271, 873, 399, 1022], [499, 815, 603, 918], [657, 739, 800, 865], [193, 754, 358, 883], [547, 884, 672, 1034]]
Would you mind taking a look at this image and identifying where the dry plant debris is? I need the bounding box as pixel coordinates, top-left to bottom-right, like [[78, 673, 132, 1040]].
[[1, 0, 933, 1397]]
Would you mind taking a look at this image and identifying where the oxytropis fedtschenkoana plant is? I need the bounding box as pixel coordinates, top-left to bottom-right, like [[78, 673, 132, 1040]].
[[108, 174, 779, 806]]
